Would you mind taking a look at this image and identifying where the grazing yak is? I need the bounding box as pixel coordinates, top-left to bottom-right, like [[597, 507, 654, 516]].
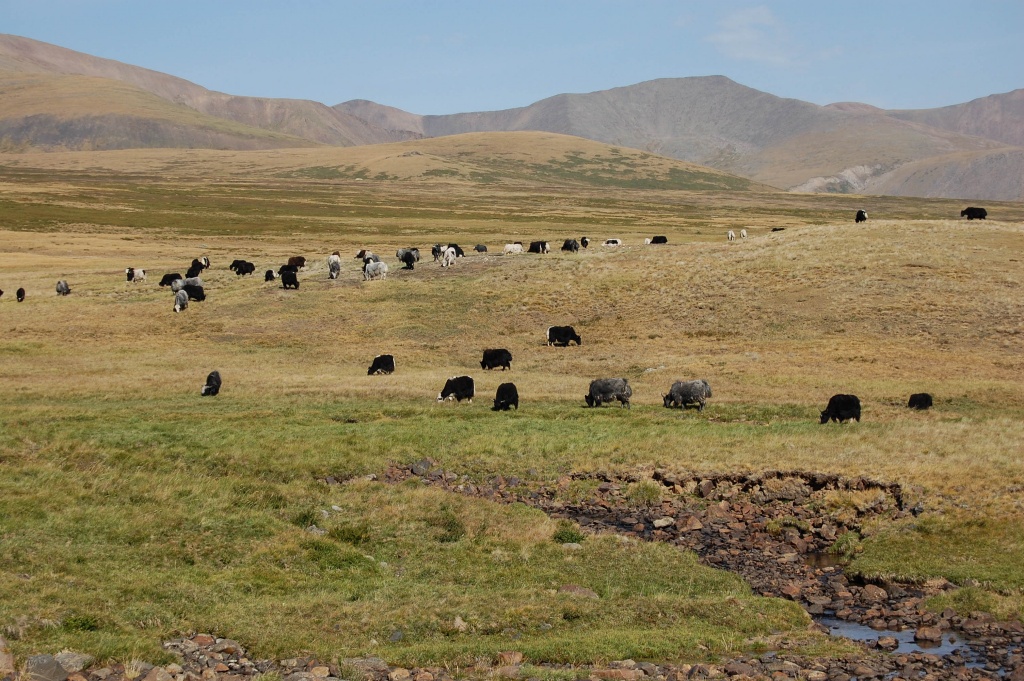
[[448, 243, 465, 258], [580, 237, 590, 248], [0, 289, 3, 299], [367, 354, 395, 375], [480, 348, 513, 371], [328, 252, 342, 279], [396, 248, 420, 270], [281, 270, 300, 289], [287, 256, 307, 268], [740, 229, 747, 239], [585, 378, 632, 409], [908, 393, 933, 410], [264, 269, 277, 282], [820, 394, 861, 424], [55, 280, 71, 296], [125, 267, 146, 283], [771, 227, 786, 232], [503, 243, 524, 255], [182, 284, 206, 301], [277, 264, 298, 276], [234, 261, 256, 276], [363, 261, 388, 280], [171, 276, 203, 293], [646, 236, 668, 244], [727, 230, 736, 241], [159, 273, 182, 287], [961, 207, 987, 220], [186, 265, 203, 279], [527, 241, 550, 254], [561, 239, 579, 253], [439, 247, 457, 268], [474, 244, 487, 253], [547, 325, 581, 346], [438, 375, 475, 403], [173, 289, 189, 313], [16, 287, 25, 302], [201, 370, 221, 396], [663, 380, 712, 411], [855, 210, 868, 223], [602, 238, 621, 246], [229, 259, 245, 272], [492, 382, 519, 411]]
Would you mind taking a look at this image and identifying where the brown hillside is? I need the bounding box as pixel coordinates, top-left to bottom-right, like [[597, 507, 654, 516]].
[[0, 34, 408, 147], [890, 89, 1024, 148]]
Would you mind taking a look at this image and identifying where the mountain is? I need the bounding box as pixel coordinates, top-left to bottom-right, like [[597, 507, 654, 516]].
[[0, 34, 414, 149], [2, 34, 1021, 200], [338, 77, 1019, 199]]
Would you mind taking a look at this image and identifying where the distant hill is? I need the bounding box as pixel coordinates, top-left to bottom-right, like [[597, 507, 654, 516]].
[[2, 34, 1021, 200], [0, 34, 414, 149]]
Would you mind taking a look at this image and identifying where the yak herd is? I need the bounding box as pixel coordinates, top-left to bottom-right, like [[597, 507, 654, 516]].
[[3, 208, 960, 417]]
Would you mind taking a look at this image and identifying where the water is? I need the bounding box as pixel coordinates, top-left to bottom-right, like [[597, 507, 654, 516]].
[[817, 617, 979, 662]]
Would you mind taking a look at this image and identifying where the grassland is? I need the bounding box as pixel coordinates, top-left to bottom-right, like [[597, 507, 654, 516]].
[[1, 144, 1023, 669]]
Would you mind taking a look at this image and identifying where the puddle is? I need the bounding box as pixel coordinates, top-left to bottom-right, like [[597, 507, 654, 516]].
[[818, 617, 984, 666]]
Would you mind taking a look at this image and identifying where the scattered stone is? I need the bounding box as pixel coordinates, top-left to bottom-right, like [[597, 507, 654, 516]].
[[141, 667, 172, 681], [388, 630, 404, 643], [388, 668, 411, 681], [25, 655, 68, 681], [862, 584, 888, 602], [914, 626, 943, 642], [653, 517, 675, 529], [54, 654, 93, 674], [0, 636, 15, 677]]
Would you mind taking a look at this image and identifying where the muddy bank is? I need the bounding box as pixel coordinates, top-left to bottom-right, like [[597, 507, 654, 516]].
[[376, 463, 1024, 679]]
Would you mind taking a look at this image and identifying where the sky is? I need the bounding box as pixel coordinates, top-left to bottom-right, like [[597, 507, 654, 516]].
[[2, 0, 1022, 115]]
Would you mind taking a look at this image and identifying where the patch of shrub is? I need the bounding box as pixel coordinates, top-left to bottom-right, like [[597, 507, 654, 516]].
[[552, 519, 586, 544]]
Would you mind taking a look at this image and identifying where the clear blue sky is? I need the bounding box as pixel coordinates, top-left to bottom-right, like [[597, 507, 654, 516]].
[[3, 0, 1022, 114]]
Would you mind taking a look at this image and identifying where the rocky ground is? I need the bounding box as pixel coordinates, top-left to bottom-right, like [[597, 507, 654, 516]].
[[4, 464, 1022, 681]]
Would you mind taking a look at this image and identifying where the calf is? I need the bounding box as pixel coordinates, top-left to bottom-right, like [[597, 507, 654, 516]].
[[740, 229, 747, 239], [437, 375, 474, 403], [855, 210, 868, 223], [474, 244, 487, 253], [663, 379, 712, 411], [586, 378, 632, 409], [561, 239, 579, 253], [527, 240, 550, 254], [328, 252, 342, 279], [287, 256, 307, 268], [432, 244, 444, 261], [602, 238, 621, 246], [547, 325, 581, 346], [186, 265, 203, 279], [480, 348, 513, 371], [367, 354, 395, 375], [190, 258, 209, 273], [820, 394, 861, 424], [126, 267, 146, 283], [16, 287, 25, 302], [908, 393, 933, 410], [281, 270, 299, 289], [492, 382, 519, 411], [727, 230, 736, 241], [173, 289, 189, 313], [55, 280, 71, 296], [961, 207, 987, 220], [580, 237, 590, 248], [159, 273, 182, 287], [264, 269, 277, 282], [201, 370, 221, 396]]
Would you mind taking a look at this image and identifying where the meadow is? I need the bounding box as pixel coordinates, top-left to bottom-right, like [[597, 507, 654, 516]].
[[1, 142, 1023, 669]]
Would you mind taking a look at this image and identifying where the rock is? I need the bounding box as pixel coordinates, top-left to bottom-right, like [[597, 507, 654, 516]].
[[410, 460, 432, 476], [803, 672, 827, 681], [558, 584, 599, 599], [311, 668, 331, 678], [723, 662, 756, 676], [876, 637, 899, 651], [388, 669, 411, 681], [211, 640, 242, 655], [851, 665, 877, 678], [388, 630, 404, 643], [497, 652, 523, 666], [142, 667, 173, 681], [862, 584, 888, 602], [679, 516, 704, 532], [25, 655, 68, 681], [653, 517, 675, 529], [914, 626, 943, 642], [341, 658, 389, 679], [592, 670, 641, 681], [54, 654, 93, 674], [192, 634, 215, 647]]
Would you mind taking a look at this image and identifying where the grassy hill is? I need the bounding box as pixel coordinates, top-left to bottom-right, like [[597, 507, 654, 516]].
[[0, 149, 1023, 668]]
